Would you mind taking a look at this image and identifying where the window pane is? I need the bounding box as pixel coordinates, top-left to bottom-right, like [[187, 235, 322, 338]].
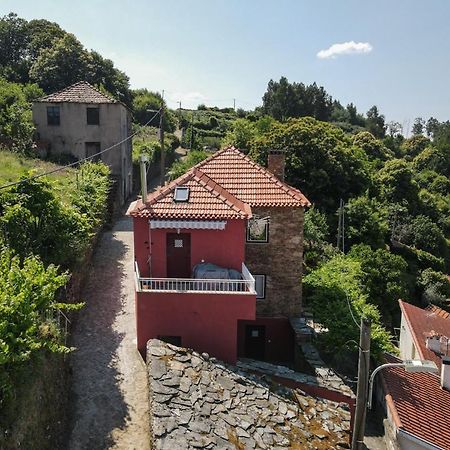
[[47, 106, 60, 125], [174, 186, 190, 202], [87, 107, 99, 125], [254, 275, 265, 299], [247, 218, 268, 242]]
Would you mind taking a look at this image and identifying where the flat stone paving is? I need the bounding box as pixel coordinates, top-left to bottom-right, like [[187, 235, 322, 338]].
[[67, 216, 151, 450], [147, 339, 351, 449]]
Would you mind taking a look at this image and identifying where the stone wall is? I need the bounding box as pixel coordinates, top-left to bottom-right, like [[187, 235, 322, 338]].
[[245, 206, 304, 317], [146, 339, 350, 449]]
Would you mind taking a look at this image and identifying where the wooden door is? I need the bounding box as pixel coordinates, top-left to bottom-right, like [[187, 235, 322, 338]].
[[245, 325, 266, 360], [166, 233, 191, 278]]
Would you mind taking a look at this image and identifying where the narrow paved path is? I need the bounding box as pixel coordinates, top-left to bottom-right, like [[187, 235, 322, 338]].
[[67, 216, 151, 450]]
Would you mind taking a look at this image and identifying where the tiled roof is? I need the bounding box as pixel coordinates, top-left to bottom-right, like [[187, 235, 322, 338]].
[[127, 168, 252, 220], [194, 147, 310, 208], [36, 81, 117, 104], [426, 303, 450, 320], [399, 300, 450, 370], [382, 353, 450, 450]]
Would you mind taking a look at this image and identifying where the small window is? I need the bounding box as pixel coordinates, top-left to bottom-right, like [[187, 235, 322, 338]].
[[254, 275, 266, 299], [47, 106, 60, 126], [247, 217, 269, 243], [87, 107, 100, 125], [174, 186, 190, 202], [174, 239, 183, 248]]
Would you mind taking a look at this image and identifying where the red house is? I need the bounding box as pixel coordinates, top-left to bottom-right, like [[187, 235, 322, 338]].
[[127, 147, 310, 363]]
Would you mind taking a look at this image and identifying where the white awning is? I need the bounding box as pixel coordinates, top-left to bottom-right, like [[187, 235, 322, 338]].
[[149, 220, 227, 230]]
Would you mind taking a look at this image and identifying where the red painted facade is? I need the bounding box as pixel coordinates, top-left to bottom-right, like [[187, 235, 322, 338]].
[[132, 217, 246, 277], [136, 291, 255, 363], [237, 318, 295, 363], [133, 216, 256, 363]]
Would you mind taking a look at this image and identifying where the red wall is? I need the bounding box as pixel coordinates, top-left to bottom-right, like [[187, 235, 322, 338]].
[[136, 291, 256, 363], [132, 218, 246, 277], [237, 318, 295, 363]]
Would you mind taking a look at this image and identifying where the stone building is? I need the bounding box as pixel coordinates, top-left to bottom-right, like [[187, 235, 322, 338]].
[[32, 81, 133, 203], [128, 147, 310, 364]]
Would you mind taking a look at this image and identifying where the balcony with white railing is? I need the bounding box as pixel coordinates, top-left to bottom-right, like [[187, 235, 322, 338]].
[[135, 262, 256, 295]]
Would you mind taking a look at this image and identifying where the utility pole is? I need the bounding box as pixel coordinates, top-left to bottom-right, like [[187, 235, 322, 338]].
[[336, 198, 345, 252], [233, 98, 236, 111], [190, 110, 194, 150], [139, 154, 148, 201], [178, 101, 182, 122], [351, 318, 371, 450], [159, 90, 165, 186]]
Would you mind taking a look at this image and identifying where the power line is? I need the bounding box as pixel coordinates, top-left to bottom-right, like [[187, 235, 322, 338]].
[[0, 107, 163, 191]]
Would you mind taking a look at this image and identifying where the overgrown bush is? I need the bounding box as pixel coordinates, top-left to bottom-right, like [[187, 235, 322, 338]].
[[303, 254, 396, 359], [0, 250, 82, 399]]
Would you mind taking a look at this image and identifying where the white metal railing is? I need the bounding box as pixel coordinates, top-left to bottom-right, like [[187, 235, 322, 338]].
[[135, 262, 256, 295]]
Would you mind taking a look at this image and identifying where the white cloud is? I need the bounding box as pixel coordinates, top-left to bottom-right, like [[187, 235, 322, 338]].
[[317, 41, 373, 59], [166, 92, 209, 109]]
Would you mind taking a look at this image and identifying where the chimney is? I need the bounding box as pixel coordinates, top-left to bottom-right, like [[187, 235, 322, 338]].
[[140, 154, 149, 201], [426, 335, 442, 354], [441, 356, 450, 391], [268, 149, 285, 181]]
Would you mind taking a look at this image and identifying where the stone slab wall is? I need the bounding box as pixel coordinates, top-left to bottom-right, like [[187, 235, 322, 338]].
[[147, 339, 350, 449], [245, 206, 304, 317]]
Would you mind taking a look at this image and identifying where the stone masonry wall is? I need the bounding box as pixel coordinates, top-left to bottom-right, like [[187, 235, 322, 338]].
[[245, 206, 304, 317], [147, 339, 350, 449]]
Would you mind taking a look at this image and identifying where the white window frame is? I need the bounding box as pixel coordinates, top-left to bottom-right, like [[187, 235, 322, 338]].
[[254, 274, 266, 299]]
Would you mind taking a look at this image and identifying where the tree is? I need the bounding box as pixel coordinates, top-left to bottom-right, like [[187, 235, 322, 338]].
[[366, 105, 386, 138], [0, 13, 29, 82], [0, 78, 41, 152], [376, 159, 419, 209], [353, 131, 393, 161], [222, 118, 257, 149], [303, 207, 337, 270], [401, 135, 430, 159], [348, 244, 410, 326], [344, 196, 389, 249], [411, 117, 425, 136], [262, 77, 333, 121], [426, 117, 440, 139], [29, 34, 89, 92], [86, 51, 131, 105], [131, 89, 175, 131], [303, 254, 395, 358], [249, 117, 371, 212], [386, 121, 402, 137], [0, 175, 90, 269], [417, 268, 450, 306], [25, 18, 65, 62], [409, 215, 446, 256]]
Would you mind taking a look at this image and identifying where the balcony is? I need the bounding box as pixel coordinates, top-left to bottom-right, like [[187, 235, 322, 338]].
[[135, 262, 256, 295]]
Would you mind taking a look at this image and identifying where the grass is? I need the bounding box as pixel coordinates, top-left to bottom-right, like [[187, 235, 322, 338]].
[[0, 149, 77, 203]]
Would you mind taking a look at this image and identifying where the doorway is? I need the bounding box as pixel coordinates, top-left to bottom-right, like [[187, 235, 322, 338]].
[[166, 233, 191, 278], [244, 325, 266, 360], [85, 142, 101, 162]]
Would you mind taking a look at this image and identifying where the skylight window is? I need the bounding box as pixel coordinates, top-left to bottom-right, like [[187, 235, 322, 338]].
[[174, 186, 190, 202]]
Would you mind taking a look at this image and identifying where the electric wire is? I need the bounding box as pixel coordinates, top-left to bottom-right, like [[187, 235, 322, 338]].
[[0, 107, 163, 191]]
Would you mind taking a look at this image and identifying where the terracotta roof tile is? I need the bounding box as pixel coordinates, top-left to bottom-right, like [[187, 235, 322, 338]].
[[399, 300, 450, 370], [36, 81, 117, 104], [382, 353, 450, 450], [128, 169, 252, 220], [426, 304, 450, 320], [194, 147, 310, 207]]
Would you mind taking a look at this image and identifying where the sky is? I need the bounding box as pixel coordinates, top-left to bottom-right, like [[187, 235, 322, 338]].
[[2, 0, 450, 127]]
